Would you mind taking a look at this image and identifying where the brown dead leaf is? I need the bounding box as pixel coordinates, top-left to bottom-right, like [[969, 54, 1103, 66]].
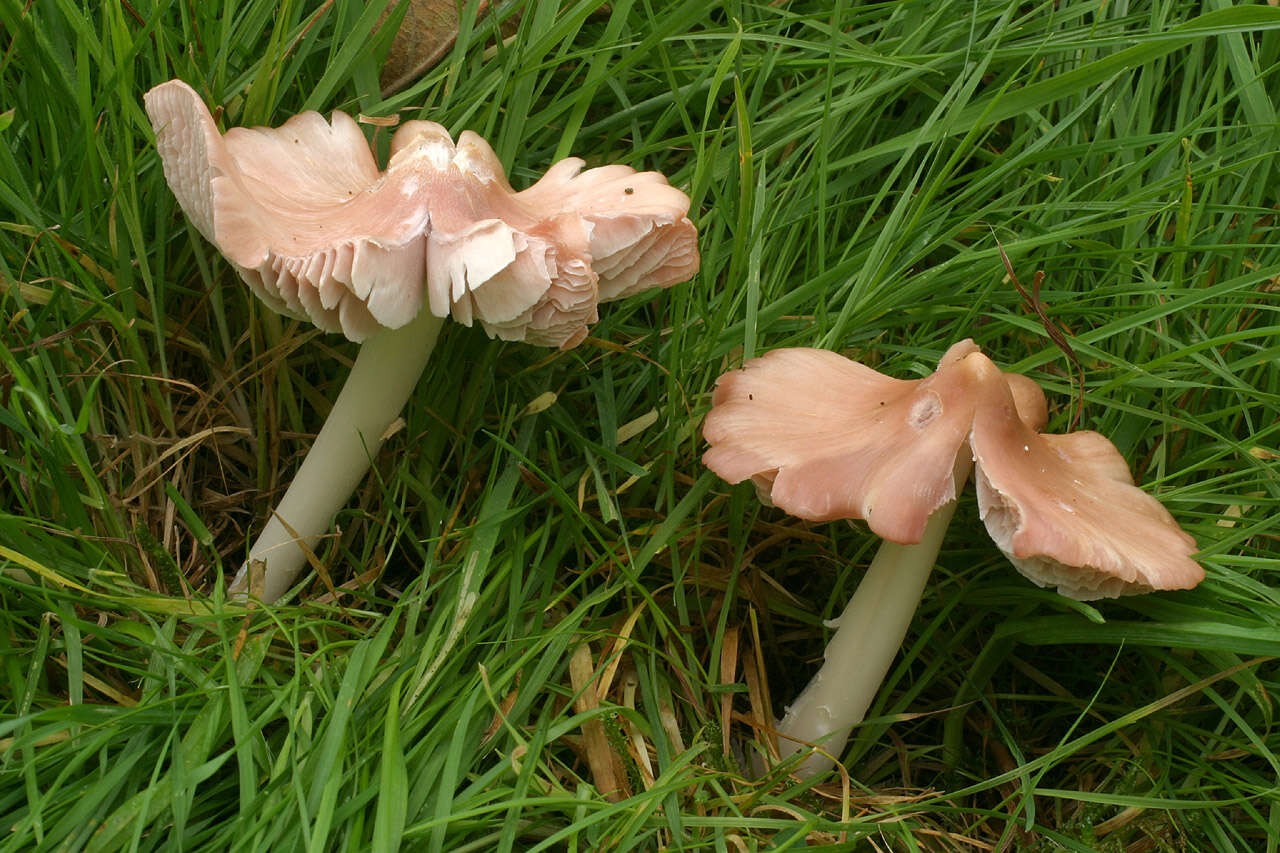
[[379, 0, 476, 96], [569, 641, 630, 802]]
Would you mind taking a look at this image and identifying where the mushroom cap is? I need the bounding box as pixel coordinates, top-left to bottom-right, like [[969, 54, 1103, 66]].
[[971, 386, 1203, 599], [144, 80, 698, 346], [703, 339, 1202, 599], [702, 340, 1032, 543]]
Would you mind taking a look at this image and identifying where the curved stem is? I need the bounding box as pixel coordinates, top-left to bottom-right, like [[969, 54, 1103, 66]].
[[229, 309, 446, 603], [775, 462, 972, 777]]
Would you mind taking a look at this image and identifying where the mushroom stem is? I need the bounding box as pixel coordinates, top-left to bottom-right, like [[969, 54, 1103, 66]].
[[229, 308, 447, 603], [775, 463, 972, 777]]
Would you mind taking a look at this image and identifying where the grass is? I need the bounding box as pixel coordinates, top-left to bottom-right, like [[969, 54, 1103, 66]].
[[1, 0, 1278, 849]]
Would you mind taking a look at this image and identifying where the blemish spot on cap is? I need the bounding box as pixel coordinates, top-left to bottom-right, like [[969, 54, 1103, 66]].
[[908, 393, 943, 430]]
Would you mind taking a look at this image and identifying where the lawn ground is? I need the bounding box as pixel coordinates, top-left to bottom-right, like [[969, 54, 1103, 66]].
[[1, 1, 1279, 850]]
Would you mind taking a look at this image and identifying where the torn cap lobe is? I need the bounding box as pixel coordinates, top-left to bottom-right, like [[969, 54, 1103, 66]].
[[971, 380, 1202, 599]]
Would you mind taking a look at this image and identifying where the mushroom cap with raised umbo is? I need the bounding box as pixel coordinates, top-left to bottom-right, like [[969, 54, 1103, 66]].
[[702, 339, 1202, 599]]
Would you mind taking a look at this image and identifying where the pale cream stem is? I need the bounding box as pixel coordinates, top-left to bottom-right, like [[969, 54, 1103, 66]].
[[775, 460, 973, 777], [229, 309, 446, 603]]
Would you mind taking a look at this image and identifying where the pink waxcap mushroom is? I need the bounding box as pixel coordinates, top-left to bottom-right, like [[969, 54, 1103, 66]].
[[144, 80, 699, 347], [703, 340, 1034, 543], [707, 338, 1205, 777], [971, 386, 1203, 600]]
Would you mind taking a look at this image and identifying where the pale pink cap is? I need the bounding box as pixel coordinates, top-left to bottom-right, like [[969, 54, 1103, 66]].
[[703, 339, 1202, 600], [703, 341, 999, 543], [144, 80, 699, 347]]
